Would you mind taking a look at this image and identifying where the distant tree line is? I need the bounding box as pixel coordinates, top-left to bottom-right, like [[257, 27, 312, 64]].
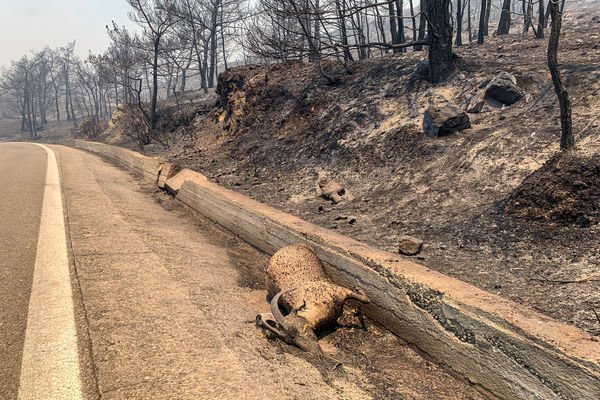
[[0, 0, 572, 145], [0, 42, 113, 139]]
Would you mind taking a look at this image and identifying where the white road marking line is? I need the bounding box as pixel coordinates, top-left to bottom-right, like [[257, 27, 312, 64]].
[[18, 144, 83, 400]]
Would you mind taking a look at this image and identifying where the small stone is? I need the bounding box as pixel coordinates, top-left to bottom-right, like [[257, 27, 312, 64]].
[[467, 93, 485, 113], [348, 216, 357, 224], [423, 103, 471, 138], [319, 180, 345, 204], [398, 235, 424, 256], [479, 79, 491, 89]]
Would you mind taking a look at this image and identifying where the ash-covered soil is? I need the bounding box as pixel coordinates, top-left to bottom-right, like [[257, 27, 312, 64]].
[[107, 7, 600, 336]]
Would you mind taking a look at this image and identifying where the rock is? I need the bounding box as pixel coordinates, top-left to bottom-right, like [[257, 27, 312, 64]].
[[398, 235, 424, 256], [484, 72, 524, 105], [478, 79, 491, 89], [348, 216, 357, 224], [485, 97, 505, 110], [467, 93, 485, 113], [423, 104, 471, 138], [319, 180, 345, 204]]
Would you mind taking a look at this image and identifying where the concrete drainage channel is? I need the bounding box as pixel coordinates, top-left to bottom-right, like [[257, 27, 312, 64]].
[[74, 140, 600, 400]]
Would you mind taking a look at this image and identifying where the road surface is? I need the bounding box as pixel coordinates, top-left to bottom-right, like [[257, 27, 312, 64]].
[[0, 143, 485, 399]]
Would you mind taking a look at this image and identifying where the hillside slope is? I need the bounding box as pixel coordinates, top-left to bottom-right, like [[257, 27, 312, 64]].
[[105, 8, 600, 335]]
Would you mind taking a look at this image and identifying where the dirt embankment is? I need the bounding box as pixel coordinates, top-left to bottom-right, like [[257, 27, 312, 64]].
[[106, 8, 600, 336]]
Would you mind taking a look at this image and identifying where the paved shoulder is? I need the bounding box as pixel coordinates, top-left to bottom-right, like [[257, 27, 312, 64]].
[[55, 145, 363, 399]]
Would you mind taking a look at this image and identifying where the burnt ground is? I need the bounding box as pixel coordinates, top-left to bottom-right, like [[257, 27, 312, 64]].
[[153, 180, 487, 400], [99, 7, 600, 338]]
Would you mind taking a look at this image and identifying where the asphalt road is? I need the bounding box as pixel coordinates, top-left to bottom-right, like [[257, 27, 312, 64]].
[[0, 143, 46, 400], [0, 143, 484, 400]]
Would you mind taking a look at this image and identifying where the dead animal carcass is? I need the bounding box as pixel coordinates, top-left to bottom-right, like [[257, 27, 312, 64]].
[[257, 244, 370, 355]]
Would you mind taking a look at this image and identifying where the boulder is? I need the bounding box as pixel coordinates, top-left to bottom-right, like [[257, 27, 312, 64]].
[[485, 72, 524, 105], [423, 104, 471, 138], [319, 180, 345, 204], [398, 235, 424, 256]]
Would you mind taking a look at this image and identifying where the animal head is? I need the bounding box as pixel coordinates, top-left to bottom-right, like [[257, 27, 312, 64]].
[[259, 289, 323, 356]]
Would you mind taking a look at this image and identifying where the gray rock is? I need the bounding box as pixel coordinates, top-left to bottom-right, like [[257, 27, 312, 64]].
[[485, 72, 524, 105], [398, 235, 424, 256], [467, 93, 485, 113], [319, 180, 345, 204], [423, 104, 471, 138]]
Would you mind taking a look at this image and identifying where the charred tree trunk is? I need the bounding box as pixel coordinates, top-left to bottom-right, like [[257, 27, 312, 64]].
[[415, 0, 427, 51], [396, 0, 406, 53], [409, 0, 417, 42], [478, 0, 487, 43], [526, 0, 534, 32], [536, 0, 545, 38], [497, 0, 511, 34], [375, 5, 388, 55], [68, 89, 76, 123], [150, 36, 160, 131], [208, 0, 220, 87], [53, 83, 61, 122], [544, 1, 551, 27], [427, 0, 453, 83], [548, 0, 573, 149], [468, 0, 472, 41], [455, 0, 463, 46], [389, 2, 399, 51], [336, 0, 353, 61], [483, 0, 491, 36]]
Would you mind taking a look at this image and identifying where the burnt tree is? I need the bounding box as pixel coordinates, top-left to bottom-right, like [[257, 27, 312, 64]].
[[415, 0, 427, 51], [535, 0, 545, 38], [455, 0, 464, 46], [477, 0, 490, 43], [497, 0, 511, 35], [548, 0, 573, 149], [427, 0, 453, 83]]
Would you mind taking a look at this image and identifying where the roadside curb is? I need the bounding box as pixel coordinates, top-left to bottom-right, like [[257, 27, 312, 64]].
[[74, 140, 600, 400]]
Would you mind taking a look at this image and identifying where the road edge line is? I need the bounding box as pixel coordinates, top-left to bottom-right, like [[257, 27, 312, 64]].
[[18, 144, 83, 400]]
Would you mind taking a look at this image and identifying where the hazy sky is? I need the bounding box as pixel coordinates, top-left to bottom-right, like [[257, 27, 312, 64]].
[[0, 0, 134, 68]]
